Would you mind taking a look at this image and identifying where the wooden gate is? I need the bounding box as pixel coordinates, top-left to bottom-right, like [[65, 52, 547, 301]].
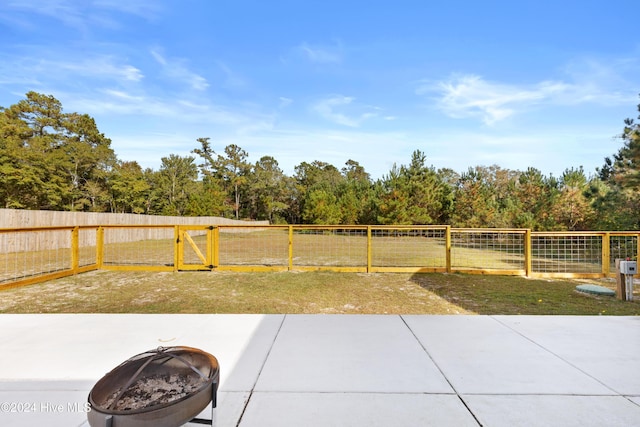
[[177, 226, 215, 271]]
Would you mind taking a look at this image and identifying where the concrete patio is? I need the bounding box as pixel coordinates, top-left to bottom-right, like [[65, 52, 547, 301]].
[[0, 314, 638, 426]]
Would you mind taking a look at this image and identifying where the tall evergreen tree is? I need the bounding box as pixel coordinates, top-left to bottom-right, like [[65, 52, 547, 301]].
[[593, 95, 640, 230], [294, 161, 343, 224], [107, 161, 151, 214], [193, 141, 251, 220], [378, 150, 451, 225], [0, 92, 115, 210], [247, 156, 291, 222], [512, 167, 559, 230], [553, 167, 593, 231], [156, 154, 198, 216], [452, 167, 499, 228], [339, 159, 374, 224]]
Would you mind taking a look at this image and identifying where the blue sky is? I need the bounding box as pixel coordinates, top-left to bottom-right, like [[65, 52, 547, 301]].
[[1, 0, 639, 180]]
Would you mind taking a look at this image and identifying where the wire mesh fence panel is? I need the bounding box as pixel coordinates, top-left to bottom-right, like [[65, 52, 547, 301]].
[[609, 234, 638, 270], [102, 227, 175, 266], [451, 230, 526, 270], [370, 227, 447, 267], [292, 228, 368, 267], [0, 229, 72, 284], [180, 228, 209, 266], [6, 224, 640, 287], [78, 227, 97, 267], [531, 234, 603, 273], [218, 227, 289, 266]]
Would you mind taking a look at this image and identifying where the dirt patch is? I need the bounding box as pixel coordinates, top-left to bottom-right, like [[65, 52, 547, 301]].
[[0, 270, 472, 314]]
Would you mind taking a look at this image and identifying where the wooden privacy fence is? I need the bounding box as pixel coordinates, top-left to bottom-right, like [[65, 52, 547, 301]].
[[0, 208, 269, 229], [1, 224, 639, 290]]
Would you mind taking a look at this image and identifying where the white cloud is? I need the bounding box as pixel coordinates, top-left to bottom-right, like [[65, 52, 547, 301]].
[[217, 62, 245, 88], [421, 62, 639, 126], [92, 0, 162, 19], [312, 95, 378, 127], [4, 0, 86, 29], [1, 0, 159, 32], [101, 89, 143, 101], [150, 48, 209, 91], [279, 97, 293, 108], [419, 74, 562, 125], [149, 49, 166, 66], [1, 53, 144, 84], [558, 57, 640, 106], [297, 42, 342, 63], [68, 58, 144, 82], [59, 57, 144, 82], [74, 90, 255, 126]]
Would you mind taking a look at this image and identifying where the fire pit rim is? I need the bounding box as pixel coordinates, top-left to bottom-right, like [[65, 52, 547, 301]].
[[88, 345, 219, 416]]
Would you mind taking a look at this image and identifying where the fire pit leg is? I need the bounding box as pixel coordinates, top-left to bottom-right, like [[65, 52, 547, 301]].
[[211, 381, 217, 427], [105, 415, 113, 427], [187, 380, 218, 426]]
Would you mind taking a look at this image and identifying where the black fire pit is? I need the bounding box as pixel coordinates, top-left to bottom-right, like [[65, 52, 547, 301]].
[[87, 346, 219, 427]]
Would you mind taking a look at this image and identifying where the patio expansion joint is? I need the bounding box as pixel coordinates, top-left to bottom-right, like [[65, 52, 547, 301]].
[[489, 316, 623, 397], [458, 392, 627, 397], [399, 315, 483, 427], [246, 390, 460, 396], [233, 314, 287, 427], [627, 396, 640, 408]]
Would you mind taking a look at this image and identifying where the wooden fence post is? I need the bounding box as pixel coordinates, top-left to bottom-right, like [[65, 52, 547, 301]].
[[71, 226, 79, 274], [96, 226, 104, 269], [173, 226, 180, 272], [288, 225, 293, 271], [525, 229, 532, 277], [445, 225, 451, 273], [602, 232, 610, 276], [213, 226, 220, 269], [367, 226, 372, 273], [615, 258, 626, 300]]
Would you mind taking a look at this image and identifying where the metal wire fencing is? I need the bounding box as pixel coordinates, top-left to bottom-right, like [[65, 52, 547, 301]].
[[218, 226, 289, 267], [101, 226, 175, 269], [0, 226, 97, 287], [451, 229, 526, 272], [609, 233, 638, 272], [370, 227, 447, 270], [292, 227, 368, 269], [532, 233, 603, 274], [1, 225, 639, 289]]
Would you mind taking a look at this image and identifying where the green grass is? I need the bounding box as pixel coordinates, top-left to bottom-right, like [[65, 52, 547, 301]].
[[0, 270, 638, 315], [412, 274, 640, 315]]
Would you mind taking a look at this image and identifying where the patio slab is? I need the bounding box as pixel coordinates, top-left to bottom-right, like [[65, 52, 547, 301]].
[[254, 314, 453, 393], [0, 314, 638, 427], [494, 315, 640, 395], [0, 314, 283, 391], [461, 394, 640, 427], [402, 315, 616, 395], [239, 392, 479, 427]]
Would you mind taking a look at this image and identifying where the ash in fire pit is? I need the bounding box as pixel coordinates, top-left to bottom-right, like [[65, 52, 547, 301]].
[[88, 346, 219, 427], [102, 373, 208, 411]]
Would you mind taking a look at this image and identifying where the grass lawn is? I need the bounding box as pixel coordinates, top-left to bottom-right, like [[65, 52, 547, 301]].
[[412, 274, 640, 315], [0, 270, 638, 315]]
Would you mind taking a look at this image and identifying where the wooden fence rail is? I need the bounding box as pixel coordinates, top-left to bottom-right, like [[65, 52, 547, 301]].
[[0, 209, 268, 252]]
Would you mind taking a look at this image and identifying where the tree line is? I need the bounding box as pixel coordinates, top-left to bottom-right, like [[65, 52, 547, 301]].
[[1, 91, 639, 231]]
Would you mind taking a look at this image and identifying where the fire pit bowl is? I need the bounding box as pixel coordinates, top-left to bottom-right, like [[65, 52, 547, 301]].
[[87, 346, 219, 427]]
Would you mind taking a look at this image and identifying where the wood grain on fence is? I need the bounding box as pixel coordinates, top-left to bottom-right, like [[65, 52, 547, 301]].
[[0, 209, 268, 252]]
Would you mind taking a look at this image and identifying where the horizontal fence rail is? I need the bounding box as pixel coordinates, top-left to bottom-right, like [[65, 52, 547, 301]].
[[1, 225, 639, 289]]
